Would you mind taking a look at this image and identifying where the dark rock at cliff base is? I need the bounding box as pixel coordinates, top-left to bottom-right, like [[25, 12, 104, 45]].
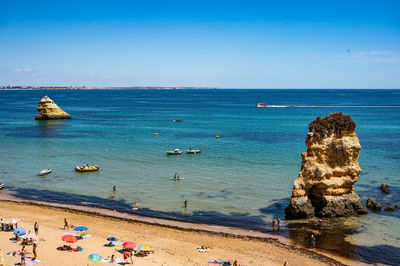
[[286, 112, 368, 219], [384, 205, 395, 212], [366, 198, 382, 211], [380, 184, 389, 194]]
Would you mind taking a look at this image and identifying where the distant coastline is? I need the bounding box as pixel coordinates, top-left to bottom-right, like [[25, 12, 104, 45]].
[[0, 86, 218, 90]]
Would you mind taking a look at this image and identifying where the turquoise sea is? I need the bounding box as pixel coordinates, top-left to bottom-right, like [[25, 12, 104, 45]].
[[0, 89, 399, 264]]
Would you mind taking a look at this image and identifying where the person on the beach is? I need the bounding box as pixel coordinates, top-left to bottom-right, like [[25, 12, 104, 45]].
[[110, 254, 115, 262], [233, 260, 239, 266], [177, 175, 181, 180], [184, 200, 187, 208], [283, 261, 289, 266], [277, 218, 280, 230], [32, 242, 37, 260], [130, 249, 134, 264], [311, 234, 316, 248], [15, 232, 20, 242], [319, 219, 323, 227], [63, 218, 69, 230], [110, 193, 115, 198], [20, 246, 26, 265], [272, 218, 276, 231], [133, 202, 139, 212], [113, 186, 116, 191], [174, 172, 177, 179], [34, 222, 39, 235]]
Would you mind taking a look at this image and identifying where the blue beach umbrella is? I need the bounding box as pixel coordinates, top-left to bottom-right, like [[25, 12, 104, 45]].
[[74, 226, 88, 231], [107, 237, 118, 241], [14, 228, 26, 236], [88, 253, 102, 261]]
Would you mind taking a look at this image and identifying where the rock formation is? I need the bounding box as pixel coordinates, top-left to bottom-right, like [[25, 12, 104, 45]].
[[285, 112, 368, 219], [35, 96, 71, 120], [366, 198, 382, 211], [384, 205, 394, 212], [380, 184, 389, 194]]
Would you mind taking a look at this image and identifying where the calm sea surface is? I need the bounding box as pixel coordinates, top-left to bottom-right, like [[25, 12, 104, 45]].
[[0, 89, 399, 264]]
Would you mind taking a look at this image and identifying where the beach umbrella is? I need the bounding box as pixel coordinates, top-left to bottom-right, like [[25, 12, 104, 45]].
[[13, 228, 26, 236], [62, 234, 77, 243], [6, 219, 20, 224], [74, 226, 88, 231], [137, 245, 151, 251], [107, 237, 118, 241], [122, 241, 136, 249], [88, 254, 102, 262]]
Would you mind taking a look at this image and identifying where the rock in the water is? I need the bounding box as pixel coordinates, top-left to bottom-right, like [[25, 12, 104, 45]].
[[285, 112, 368, 219], [384, 205, 395, 212], [380, 184, 389, 194], [366, 198, 382, 211], [35, 96, 71, 120]]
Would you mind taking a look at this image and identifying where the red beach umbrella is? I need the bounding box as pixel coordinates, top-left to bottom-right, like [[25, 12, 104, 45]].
[[122, 242, 136, 249], [62, 234, 77, 243]]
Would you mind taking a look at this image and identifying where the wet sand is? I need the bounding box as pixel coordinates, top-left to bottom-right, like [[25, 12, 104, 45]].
[[0, 197, 360, 265]]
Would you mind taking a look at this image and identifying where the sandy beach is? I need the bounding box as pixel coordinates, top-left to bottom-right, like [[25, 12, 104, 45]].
[[0, 199, 360, 266]]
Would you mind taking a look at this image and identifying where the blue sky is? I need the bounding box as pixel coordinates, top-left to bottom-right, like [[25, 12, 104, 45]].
[[1, 0, 399, 88]]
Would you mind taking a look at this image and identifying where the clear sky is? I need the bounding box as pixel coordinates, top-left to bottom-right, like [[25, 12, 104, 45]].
[[1, 0, 399, 88]]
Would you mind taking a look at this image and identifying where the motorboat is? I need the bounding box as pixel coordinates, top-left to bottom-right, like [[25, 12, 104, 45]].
[[38, 169, 52, 176], [75, 164, 99, 172], [173, 119, 184, 122], [186, 149, 201, 154], [166, 149, 182, 155], [256, 103, 267, 108]]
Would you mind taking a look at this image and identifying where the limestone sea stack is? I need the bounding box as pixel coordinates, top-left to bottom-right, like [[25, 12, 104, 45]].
[[35, 96, 71, 120], [285, 112, 368, 219]]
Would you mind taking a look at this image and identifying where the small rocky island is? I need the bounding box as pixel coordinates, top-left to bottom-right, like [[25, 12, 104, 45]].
[[35, 96, 71, 120], [286, 112, 368, 219]]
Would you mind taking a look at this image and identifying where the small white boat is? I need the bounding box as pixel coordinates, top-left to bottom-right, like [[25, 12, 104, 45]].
[[186, 149, 201, 154], [38, 169, 52, 176], [0, 184, 4, 189], [256, 103, 267, 108], [166, 149, 182, 155]]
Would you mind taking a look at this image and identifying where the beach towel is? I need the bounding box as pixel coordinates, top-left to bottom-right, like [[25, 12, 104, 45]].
[[209, 259, 231, 265], [62, 232, 76, 235], [101, 258, 129, 265], [7, 251, 20, 256], [26, 259, 41, 265], [81, 234, 92, 239]]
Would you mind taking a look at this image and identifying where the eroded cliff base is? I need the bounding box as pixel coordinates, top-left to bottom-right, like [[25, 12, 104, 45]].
[[286, 112, 367, 219]]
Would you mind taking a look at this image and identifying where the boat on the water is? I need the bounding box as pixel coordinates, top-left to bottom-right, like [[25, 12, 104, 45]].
[[166, 149, 182, 155], [256, 103, 267, 107], [38, 169, 52, 176], [186, 149, 201, 154], [75, 164, 99, 172], [0, 184, 4, 190]]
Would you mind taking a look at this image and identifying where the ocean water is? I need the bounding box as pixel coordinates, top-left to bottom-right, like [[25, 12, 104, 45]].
[[0, 89, 399, 264]]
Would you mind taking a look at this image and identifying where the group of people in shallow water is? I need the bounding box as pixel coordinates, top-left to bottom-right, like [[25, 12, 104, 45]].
[[173, 172, 182, 180], [272, 217, 281, 231]]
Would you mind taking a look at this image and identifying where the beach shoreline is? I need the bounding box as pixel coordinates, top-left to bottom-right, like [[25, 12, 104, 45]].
[[0, 194, 361, 265]]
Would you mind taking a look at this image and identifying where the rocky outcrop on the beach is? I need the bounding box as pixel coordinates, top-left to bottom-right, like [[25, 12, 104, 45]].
[[380, 184, 389, 194], [384, 205, 395, 212], [285, 112, 368, 219], [35, 96, 71, 120], [366, 198, 382, 211]]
